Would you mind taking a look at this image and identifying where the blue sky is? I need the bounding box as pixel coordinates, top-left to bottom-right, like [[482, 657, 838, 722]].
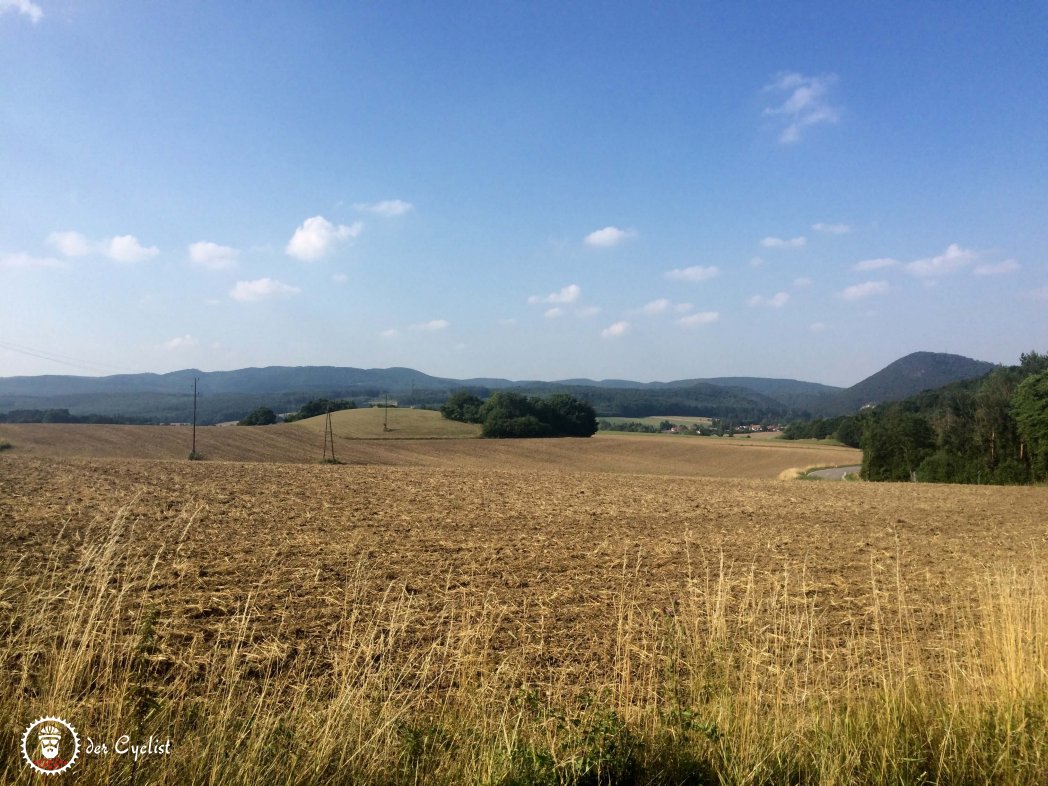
[[2, 1, 1045, 387]]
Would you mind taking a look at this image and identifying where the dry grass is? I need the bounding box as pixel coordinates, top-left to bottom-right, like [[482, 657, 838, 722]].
[[292, 407, 483, 439], [1, 454, 1046, 783]]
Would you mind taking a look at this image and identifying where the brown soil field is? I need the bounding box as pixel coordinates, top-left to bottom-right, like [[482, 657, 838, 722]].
[[2, 453, 1044, 678], [0, 423, 859, 479]]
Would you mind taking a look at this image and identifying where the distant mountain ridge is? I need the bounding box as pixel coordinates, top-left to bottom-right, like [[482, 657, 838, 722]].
[[0, 351, 996, 424]]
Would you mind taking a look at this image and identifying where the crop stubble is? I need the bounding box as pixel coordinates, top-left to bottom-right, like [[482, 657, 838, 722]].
[[2, 454, 1045, 690]]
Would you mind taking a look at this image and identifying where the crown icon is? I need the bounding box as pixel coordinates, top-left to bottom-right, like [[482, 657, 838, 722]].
[[39, 725, 62, 740]]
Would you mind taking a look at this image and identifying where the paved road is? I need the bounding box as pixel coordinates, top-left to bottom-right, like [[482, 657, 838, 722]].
[[807, 464, 862, 480]]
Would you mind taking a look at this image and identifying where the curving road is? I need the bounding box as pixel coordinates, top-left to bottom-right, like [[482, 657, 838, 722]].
[[807, 464, 862, 480]]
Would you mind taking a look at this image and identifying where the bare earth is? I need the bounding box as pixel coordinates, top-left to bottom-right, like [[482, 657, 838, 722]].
[[2, 447, 1045, 679], [0, 422, 860, 478]]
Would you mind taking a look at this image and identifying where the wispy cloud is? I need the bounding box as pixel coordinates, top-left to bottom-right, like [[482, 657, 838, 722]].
[[332, 272, 348, 284], [793, 276, 813, 288], [544, 307, 564, 319], [677, 312, 719, 327], [0, 0, 43, 23], [973, 259, 1019, 276], [188, 241, 239, 270], [665, 265, 719, 282], [812, 222, 851, 235], [600, 321, 630, 339], [809, 322, 827, 333], [906, 244, 975, 278], [760, 236, 806, 249], [584, 226, 637, 248], [747, 292, 790, 308], [0, 251, 65, 269], [853, 257, 898, 272], [762, 71, 841, 144], [410, 319, 449, 331], [838, 280, 889, 300], [576, 305, 601, 317], [285, 216, 362, 261], [230, 277, 301, 302], [163, 334, 199, 350], [1028, 286, 1048, 302], [47, 231, 91, 257], [640, 298, 671, 315], [354, 199, 414, 217], [528, 283, 580, 305], [102, 235, 159, 263], [380, 328, 399, 338], [48, 230, 159, 262]]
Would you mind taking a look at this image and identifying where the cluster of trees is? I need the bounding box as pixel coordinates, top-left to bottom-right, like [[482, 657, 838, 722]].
[[597, 420, 659, 433], [781, 415, 865, 448], [281, 398, 357, 423], [441, 391, 598, 438], [238, 407, 277, 426], [859, 352, 1048, 484], [0, 408, 151, 425]]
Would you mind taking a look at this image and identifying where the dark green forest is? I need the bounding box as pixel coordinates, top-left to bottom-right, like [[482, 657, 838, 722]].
[[786, 353, 1048, 484], [441, 391, 598, 438]]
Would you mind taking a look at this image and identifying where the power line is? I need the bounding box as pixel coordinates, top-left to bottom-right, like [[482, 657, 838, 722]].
[[0, 340, 146, 375]]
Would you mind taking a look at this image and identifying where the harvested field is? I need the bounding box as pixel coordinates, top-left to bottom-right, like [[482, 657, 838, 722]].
[[293, 406, 484, 439], [1, 452, 1046, 784], [0, 423, 859, 479]]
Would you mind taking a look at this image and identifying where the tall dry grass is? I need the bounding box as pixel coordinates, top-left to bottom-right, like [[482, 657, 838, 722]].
[[1, 503, 1045, 785]]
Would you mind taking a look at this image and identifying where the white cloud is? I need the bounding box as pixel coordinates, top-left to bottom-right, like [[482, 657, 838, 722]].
[[677, 312, 719, 327], [763, 72, 841, 144], [332, 272, 349, 284], [748, 291, 790, 308], [973, 259, 1019, 276], [497, 318, 517, 327], [46, 230, 158, 263], [285, 216, 363, 261], [793, 276, 813, 288], [838, 280, 889, 300], [749, 256, 765, 268], [812, 222, 851, 235], [665, 265, 719, 282], [1028, 286, 1048, 302], [230, 277, 301, 302], [410, 319, 449, 331], [641, 298, 671, 315], [48, 231, 92, 257], [164, 334, 199, 350], [544, 307, 564, 319], [576, 305, 601, 317], [675, 302, 693, 313], [906, 243, 975, 278], [853, 257, 898, 271], [760, 236, 807, 249], [354, 199, 414, 217], [809, 322, 827, 333], [188, 241, 239, 270], [0, 252, 64, 269], [380, 328, 399, 338], [0, 0, 43, 22], [528, 283, 580, 305], [584, 226, 637, 248], [103, 235, 159, 263], [601, 321, 630, 339]]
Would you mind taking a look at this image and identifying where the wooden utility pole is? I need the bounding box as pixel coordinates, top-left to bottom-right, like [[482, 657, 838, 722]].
[[383, 393, 390, 432], [191, 377, 198, 457]]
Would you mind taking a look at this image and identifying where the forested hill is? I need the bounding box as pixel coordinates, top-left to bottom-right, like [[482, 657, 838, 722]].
[[824, 352, 996, 416], [0, 351, 998, 424]]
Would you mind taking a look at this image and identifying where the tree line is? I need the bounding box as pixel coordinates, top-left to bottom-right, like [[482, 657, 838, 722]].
[[441, 391, 598, 438], [785, 352, 1048, 484]]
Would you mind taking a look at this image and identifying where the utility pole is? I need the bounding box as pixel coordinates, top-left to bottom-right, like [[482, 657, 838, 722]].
[[322, 405, 337, 462], [191, 377, 199, 458], [383, 393, 390, 432]]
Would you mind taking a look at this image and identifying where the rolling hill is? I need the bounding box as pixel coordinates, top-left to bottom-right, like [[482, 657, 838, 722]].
[[0, 351, 997, 423]]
